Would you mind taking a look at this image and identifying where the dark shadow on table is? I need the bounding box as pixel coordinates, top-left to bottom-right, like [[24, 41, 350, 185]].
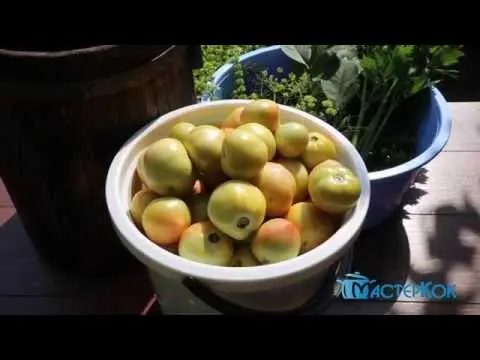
[[0, 213, 153, 314], [347, 209, 411, 314], [408, 194, 480, 315], [413, 168, 428, 185], [401, 168, 429, 214]]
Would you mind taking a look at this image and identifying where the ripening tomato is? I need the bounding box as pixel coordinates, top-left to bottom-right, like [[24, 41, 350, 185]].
[[307, 160, 362, 214], [240, 99, 280, 133]]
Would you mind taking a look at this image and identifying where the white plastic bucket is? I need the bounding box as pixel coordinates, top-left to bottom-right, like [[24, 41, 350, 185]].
[[105, 100, 371, 314]]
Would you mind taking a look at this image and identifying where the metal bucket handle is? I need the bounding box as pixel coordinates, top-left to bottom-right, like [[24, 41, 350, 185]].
[[181, 250, 353, 315]]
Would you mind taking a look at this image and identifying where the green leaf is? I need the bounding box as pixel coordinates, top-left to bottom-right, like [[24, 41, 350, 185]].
[[320, 58, 361, 109], [311, 45, 330, 58], [327, 45, 358, 60], [280, 45, 311, 67], [360, 56, 377, 73], [307, 45, 333, 77], [307, 45, 344, 79], [311, 54, 341, 80], [373, 48, 388, 70], [409, 76, 428, 96], [384, 45, 414, 81], [438, 47, 464, 66], [430, 46, 464, 68], [396, 45, 415, 59]]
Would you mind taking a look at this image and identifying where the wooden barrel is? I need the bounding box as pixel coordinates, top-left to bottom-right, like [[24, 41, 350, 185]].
[[0, 45, 199, 277]]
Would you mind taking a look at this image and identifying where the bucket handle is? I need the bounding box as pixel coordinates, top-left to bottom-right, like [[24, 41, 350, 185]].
[[181, 253, 352, 315]]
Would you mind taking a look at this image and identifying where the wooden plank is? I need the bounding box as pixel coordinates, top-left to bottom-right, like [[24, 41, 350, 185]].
[[138, 294, 479, 315], [0, 214, 153, 300], [0, 207, 15, 226], [3, 211, 479, 313], [0, 294, 149, 315], [445, 102, 480, 152], [325, 299, 480, 315], [0, 178, 12, 207], [352, 212, 480, 305], [403, 152, 480, 215]]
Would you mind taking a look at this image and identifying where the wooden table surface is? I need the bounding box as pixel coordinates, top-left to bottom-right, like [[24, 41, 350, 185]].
[[1, 102, 479, 315]]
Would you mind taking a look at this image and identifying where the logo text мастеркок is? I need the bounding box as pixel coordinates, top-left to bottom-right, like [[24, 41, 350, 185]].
[[336, 272, 456, 301]]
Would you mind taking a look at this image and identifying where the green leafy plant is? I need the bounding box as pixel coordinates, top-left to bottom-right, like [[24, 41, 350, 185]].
[[226, 45, 464, 171], [192, 45, 264, 100]]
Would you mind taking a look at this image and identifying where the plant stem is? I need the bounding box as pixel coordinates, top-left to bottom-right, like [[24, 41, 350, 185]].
[[368, 97, 397, 155], [361, 94, 399, 158], [352, 77, 369, 146], [358, 78, 398, 157]]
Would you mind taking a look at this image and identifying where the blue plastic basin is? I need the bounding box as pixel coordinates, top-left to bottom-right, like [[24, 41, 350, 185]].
[[209, 46, 453, 229]]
